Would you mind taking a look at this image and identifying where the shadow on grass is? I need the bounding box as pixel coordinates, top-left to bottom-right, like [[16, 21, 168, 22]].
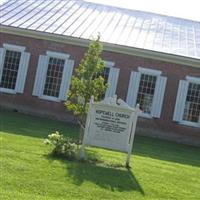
[[133, 136, 200, 167], [2, 110, 200, 168], [45, 153, 145, 194], [67, 162, 145, 194], [0, 110, 78, 139]]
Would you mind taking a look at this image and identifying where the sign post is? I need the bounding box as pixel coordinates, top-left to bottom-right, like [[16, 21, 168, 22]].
[[80, 95, 140, 167]]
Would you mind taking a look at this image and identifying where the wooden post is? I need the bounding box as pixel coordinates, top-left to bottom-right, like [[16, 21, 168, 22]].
[[80, 96, 94, 159], [126, 104, 140, 167]]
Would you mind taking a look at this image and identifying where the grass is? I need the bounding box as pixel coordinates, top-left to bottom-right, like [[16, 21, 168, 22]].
[[0, 110, 200, 200]]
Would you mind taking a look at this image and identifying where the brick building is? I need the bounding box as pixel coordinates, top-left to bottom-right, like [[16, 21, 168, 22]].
[[0, 0, 199, 145]]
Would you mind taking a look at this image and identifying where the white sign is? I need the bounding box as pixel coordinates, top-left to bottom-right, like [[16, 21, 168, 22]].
[[80, 96, 140, 167]]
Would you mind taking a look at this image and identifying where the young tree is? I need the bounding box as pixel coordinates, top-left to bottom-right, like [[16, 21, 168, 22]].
[[65, 36, 107, 143]]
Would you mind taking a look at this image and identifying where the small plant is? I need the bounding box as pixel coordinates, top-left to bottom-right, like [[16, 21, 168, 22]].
[[44, 131, 76, 160]]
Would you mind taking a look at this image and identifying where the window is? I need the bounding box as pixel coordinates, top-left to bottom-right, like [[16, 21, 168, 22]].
[[136, 74, 157, 114], [95, 66, 111, 99], [32, 51, 74, 102], [183, 83, 200, 123], [94, 65, 110, 85], [173, 76, 200, 127], [100, 67, 110, 85], [43, 57, 65, 97], [0, 50, 21, 90], [0, 44, 30, 94], [126, 67, 167, 118]]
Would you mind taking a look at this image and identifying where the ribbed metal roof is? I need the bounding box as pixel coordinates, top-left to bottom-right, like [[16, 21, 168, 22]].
[[1, 0, 200, 59]]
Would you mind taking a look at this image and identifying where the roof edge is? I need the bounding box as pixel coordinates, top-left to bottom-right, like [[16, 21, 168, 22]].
[[0, 25, 200, 69]]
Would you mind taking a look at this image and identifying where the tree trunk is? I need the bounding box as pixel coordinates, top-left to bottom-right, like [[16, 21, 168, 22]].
[[77, 119, 85, 144]]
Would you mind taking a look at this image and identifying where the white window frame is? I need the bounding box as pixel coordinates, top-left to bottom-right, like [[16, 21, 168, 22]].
[[186, 76, 200, 84], [174, 76, 200, 128], [138, 67, 161, 118], [138, 67, 162, 76], [105, 61, 115, 68], [46, 51, 70, 60], [33, 51, 74, 102], [0, 43, 29, 94], [3, 43, 26, 52], [40, 52, 70, 102], [126, 67, 167, 119], [40, 94, 60, 102]]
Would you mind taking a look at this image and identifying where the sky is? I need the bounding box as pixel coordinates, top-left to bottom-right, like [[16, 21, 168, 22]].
[[86, 0, 200, 22], [0, 0, 199, 22]]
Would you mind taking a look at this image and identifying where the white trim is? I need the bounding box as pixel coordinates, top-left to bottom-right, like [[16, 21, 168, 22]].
[[46, 51, 70, 59], [58, 59, 74, 101], [179, 120, 200, 128], [15, 52, 30, 93], [173, 80, 189, 122], [186, 76, 200, 84], [138, 67, 162, 76], [3, 43, 25, 52], [32, 55, 48, 96], [40, 95, 60, 102], [151, 76, 167, 118], [0, 87, 16, 94], [173, 78, 200, 127], [139, 112, 153, 119], [1, 25, 200, 69], [0, 48, 5, 83], [105, 61, 115, 68], [126, 71, 141, 107], [0, 45, 29, 94], [128, 68, 166, 119], [34, 54, 74, 101], [105, 67, 119, 97]]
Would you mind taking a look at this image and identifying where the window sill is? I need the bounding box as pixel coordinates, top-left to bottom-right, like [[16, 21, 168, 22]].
[[39, 95, 60, 102], [139, 112, 153, 119], [178, 120, 200, 128], [0, 88, 16, 94]]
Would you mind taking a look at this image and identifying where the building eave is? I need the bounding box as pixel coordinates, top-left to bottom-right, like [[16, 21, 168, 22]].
[[0, 25, 200, 69]]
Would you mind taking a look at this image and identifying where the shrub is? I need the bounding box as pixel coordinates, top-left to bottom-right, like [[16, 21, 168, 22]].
[[44, 131, 76, 160]]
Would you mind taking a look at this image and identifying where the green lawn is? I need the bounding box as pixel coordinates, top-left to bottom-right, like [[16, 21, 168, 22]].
[[0, 110, 200, 200]]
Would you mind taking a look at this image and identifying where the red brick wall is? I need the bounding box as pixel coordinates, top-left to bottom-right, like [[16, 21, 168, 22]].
[[0, 33, 200, 146]]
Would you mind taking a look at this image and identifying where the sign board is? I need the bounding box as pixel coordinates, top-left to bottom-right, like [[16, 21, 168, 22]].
[[80, 96, 140, 167]]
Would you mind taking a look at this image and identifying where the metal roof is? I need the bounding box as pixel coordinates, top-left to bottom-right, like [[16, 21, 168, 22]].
[[0, 0, 200, 60]]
